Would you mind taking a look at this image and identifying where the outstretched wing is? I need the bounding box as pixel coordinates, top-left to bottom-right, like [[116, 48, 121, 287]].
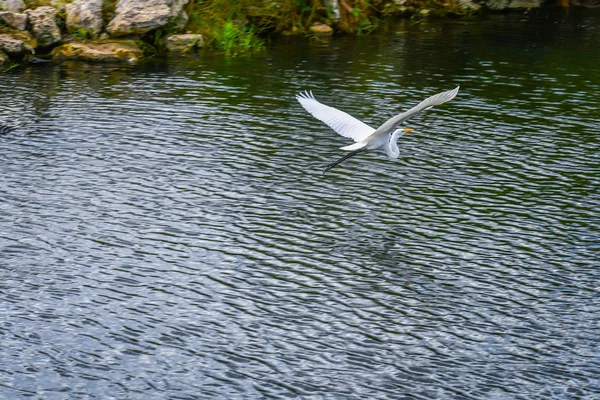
[[296, 91, 375, 142], [371, 86, 460, 137]]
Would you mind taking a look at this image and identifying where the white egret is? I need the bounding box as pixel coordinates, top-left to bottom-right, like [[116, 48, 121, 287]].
[[296, 86, 459, 173]]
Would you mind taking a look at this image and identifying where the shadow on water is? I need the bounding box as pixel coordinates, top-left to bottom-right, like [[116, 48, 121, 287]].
[[0, 8, 599, 400]]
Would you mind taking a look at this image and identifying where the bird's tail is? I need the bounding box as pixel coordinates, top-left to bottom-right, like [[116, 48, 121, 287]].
[[323, 149, 366, 174]]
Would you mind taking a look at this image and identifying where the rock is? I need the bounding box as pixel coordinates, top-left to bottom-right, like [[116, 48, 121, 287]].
[[50, 41, 142, 63], [0, 31, 36, 55], [169, 7, 188, 32], [310, 23, 334, 36], [419, 8, 431, 16], [483, 0, 540, 9], [0, 11, 27, 30], [49, 0, 69, 13], [0, 33, 25, 54], [106, 0, 190, 37], [484, 0, 508, 8], [507, 0, 541, 7], [26, 6, 61, 48], [0, 49, 8, 64], [458, 0, 481, 9], [381, 3, 413, 15], [160, 33, 203, 53], [65, 0, 104, 39], [1, 0, 25, 13]]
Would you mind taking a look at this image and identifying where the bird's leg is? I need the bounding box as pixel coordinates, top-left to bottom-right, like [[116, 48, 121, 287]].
[[323, 149, 367, 174]]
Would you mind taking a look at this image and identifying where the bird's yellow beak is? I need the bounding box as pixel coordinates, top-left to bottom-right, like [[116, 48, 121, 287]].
[[402, 128, 414, 133]]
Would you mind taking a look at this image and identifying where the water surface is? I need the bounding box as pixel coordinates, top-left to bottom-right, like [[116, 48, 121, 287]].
[[1, 9, 599, 399]]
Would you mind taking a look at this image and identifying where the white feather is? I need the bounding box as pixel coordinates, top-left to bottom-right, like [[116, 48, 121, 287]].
[[295, 91, 375, 142], [340, 141, 368, 151]]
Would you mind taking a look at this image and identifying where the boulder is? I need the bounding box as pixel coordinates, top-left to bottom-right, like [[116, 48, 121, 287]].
[[65, 0, 104, 38], [0, 31, 36, 55], [310, 23, 334, 36], [0, 11, 27, 30], [1, 0, 25, 13], [26, 6, 61, 48], [50, 41, 142, 63], [106, 0, 189, 37], [160, 33, 203, 53], [169, 6, 188, 32]]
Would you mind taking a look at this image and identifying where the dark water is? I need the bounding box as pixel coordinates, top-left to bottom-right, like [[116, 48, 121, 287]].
[[1, 9, 599, 400]]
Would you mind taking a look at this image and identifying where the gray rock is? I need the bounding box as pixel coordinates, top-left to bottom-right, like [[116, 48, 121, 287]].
[[107, 0, 190, 37], [1, 0, 25, 13], [0, 11, 27, 30], [170, 8, 188, 32], [49, 0, 69, 13], [26, 6, 61, 48], [508, 0, 541, 7], [0, 32, 35, 54], [66, 0, 104, 38], [160, 33, 203, 53]]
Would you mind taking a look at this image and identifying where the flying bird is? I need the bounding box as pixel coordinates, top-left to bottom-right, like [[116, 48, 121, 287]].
[[296, 86, 459, 173]]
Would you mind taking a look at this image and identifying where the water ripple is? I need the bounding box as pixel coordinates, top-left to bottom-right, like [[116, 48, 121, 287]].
[[1, 10, 600, 400]]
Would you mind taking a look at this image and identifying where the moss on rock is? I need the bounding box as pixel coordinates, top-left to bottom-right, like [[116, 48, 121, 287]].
[[50, 40, 142, 62]]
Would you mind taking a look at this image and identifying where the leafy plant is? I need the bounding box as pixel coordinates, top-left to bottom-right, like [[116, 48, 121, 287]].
[[154, 28, 165, 43], [215, 21, 264, 55], [185, 0, 268, 55], [73, 28, 90, 40]]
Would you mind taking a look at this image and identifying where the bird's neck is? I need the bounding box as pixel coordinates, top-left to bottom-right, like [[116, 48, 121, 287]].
[[386, 130, 404, 159]]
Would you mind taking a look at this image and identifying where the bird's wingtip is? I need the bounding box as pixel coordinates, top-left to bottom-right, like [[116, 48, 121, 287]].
[[295, 90, 315, 100], [295, 90, 317, 102]]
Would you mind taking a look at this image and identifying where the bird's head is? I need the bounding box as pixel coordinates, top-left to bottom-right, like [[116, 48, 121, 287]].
[[402, 128, 414, 134]]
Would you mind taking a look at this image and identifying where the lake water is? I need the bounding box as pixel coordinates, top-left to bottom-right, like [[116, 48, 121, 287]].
[[1, 8, 599, 400]]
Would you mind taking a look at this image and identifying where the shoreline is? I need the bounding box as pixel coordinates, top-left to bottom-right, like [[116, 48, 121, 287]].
[[0, 0, 578, 67]]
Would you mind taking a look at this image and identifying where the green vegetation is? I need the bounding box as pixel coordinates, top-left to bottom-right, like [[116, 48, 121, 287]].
[[214, 21, 264, 55], [101, 0, 118, 27], [8, 0, 480, 60], [73, 27, 90, 40], [2, 62, 20, 72], [185, 0, 269, 55], [184, 0, 387, 54]]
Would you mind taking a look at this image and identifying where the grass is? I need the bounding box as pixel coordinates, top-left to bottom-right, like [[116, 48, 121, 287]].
[[2, 62, 20, 73], [184, 0, 269, 56], [214, 21, 264, 55]]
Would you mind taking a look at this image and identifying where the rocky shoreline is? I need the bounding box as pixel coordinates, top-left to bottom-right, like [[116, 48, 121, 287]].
[[0, 0, 567, 66]]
